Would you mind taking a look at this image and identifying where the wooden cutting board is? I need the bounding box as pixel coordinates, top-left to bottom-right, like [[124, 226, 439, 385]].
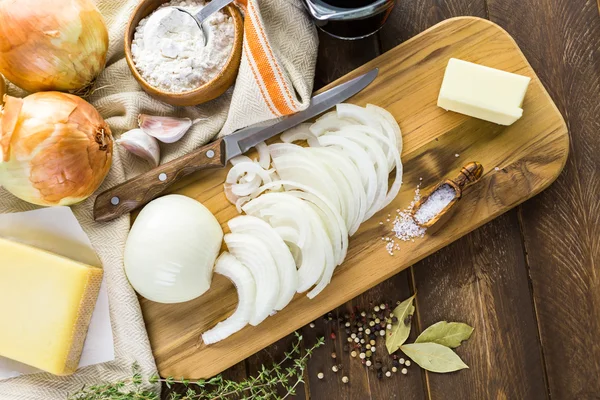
[[139, 16, 568, 379]]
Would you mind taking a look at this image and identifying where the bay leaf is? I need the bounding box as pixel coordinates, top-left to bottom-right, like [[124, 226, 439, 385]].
[[385, 294, 416, 354], [415, 321, 474, 348], [400, 343, 469, 373]]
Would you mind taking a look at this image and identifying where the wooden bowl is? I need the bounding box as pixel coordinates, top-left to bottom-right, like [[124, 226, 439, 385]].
[[124, 0, 243, 107]]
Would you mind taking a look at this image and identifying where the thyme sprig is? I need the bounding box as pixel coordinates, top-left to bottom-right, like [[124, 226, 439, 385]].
[[69, 332, 324, 400]]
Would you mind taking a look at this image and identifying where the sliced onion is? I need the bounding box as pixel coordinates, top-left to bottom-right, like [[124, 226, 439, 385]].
[[310, 111, 353, 136], [202, 252, 256, 345], [318, 134, 378, 215], [228, 216, 298, 310], [336, 103, 383, 132], [224, 233, 280, 326], [337, 125, 403, 214], [271, 150, 347, 223], [308, 147, 366, 235], [367, 104, 403, 154], [242, 192, 327, 293], [280, 123, 320, 146], [250, 181, 348, 266], [330, 130, 389, 219], [255, 142, 270, 169]]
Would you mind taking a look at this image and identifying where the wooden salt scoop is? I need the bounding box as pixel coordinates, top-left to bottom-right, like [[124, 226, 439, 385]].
[[411, 162, 484, 229]]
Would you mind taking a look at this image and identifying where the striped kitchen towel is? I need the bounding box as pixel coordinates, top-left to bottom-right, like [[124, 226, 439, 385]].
[[221, 0, 318, 135], [0, 0, 317, 399]]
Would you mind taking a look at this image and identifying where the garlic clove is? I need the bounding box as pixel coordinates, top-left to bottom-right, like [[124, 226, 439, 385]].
[[138, 114, 193, 144], [116, 128, 160, 167]]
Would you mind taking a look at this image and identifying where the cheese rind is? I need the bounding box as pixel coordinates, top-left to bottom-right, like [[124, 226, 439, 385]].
[[0, 237, 103, 376], [437, 58, 531, 125]]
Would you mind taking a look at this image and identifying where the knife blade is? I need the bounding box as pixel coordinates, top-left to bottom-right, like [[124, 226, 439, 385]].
[[93, 68, 378, 222], [223, 67, 379, 161]]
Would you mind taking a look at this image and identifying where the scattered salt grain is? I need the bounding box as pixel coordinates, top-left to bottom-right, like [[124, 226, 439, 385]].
[[390, 186, 426, 242], [495, 167, 500, 171], [413, 184, 456, 225], [455, 153, 460, 158]]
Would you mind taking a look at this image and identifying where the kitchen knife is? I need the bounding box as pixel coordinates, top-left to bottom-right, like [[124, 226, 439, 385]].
[[93, 68, 378, 222]]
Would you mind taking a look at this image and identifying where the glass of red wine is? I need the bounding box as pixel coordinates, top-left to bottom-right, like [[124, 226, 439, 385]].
[[303, 0, 396, 40]]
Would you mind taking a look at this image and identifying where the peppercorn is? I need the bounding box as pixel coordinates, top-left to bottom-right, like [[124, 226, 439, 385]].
[[330, 332, 336, 339], [386, 324, 392, 330], [392, 367, 398, 373], [366, 344, 371, 350], [309, 322, 316, 328], [375, 318, 381, 324], [345, 328, 351, 335], [370, 339, 376, 346], [401, 368, 408, 375], [317, 372, 324, 380], [360, 311, 366, 317], [365, 328, 371, 335], [392, 360, 400, 368], [399, 358, 405, 365], [380, 330, 386, 336], [342, 376, 349, 384], [366, 350, 372, 357], [331, 352, 337, 359], [377, 370, 383, 379], [405, 360, 411, 367], [345, 322, 350, 328], [351, 333, 356, 339], [351, 351, 357, 358], [359, 352, 366, 359], [385, 371, 392, 378], [332, 365, 338, 373], [347, 337, 352, 343], [354, 338, 360, 343], [327, 312, 333, 320], [374, 306, 380, 312], [380, 303, 386, 310], [374, 361, 382, 370], [358, 327, 363, 332], [366, 360, 372, 367], [372, 346, 377, 352], [369, 321, 375, 327], [392, 316, 398, 323]]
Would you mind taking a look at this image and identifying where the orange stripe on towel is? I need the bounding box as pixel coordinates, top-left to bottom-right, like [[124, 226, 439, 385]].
[[244, 1, 296, 116]]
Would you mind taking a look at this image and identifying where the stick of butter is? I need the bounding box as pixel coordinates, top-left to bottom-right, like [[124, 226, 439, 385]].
[[437, 58, 531, 125], [0, 237, 103, 376]]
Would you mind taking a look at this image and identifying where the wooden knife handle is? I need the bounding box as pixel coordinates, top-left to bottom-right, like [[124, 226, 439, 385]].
[[93, 139, 226, 222]]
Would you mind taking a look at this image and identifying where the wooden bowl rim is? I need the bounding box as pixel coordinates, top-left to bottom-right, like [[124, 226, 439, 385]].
[[124, 0, 243, 99]]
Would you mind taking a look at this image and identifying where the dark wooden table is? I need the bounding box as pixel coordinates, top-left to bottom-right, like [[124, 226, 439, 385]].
[[164, 1, 600, 399]]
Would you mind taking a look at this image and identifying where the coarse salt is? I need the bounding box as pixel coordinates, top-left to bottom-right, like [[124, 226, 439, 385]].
[[413, 184, 456, 225], [390, 186, 426, 243]]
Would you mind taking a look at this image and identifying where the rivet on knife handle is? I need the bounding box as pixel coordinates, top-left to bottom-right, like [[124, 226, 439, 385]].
[[93, 139, 226, 222]]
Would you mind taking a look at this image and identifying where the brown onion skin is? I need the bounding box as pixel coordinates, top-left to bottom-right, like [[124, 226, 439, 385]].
[[0, 92, 113, 206], [0, 0, 109, 93]]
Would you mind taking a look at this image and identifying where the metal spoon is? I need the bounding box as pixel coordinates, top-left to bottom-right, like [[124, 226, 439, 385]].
[[172, 0, 235, 45]]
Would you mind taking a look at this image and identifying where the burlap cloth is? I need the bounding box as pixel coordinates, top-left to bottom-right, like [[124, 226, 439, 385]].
[[0, 0, 317, 398]]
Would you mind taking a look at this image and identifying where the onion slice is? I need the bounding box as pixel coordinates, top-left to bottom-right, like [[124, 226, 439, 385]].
[[228, 216, 298, 310], [202, 252, 256, 345], [224, 233, 280, 326]]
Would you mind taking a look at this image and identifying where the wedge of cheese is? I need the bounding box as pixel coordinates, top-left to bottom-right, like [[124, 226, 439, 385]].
[[438, 58, 531, 125], [0, 237, 103, 376]]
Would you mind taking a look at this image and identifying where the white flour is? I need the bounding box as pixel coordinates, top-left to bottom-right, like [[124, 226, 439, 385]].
[[131, 0, 235, 93]]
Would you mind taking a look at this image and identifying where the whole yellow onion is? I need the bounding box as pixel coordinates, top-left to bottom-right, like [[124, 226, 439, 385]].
[[0, 0, 109, 93], [0, 92, 113, 206]]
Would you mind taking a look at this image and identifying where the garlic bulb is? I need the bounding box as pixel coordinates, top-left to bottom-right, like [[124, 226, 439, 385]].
[[0, 0, 109, 93], [138, 114, 193, 143], [117, 129, 161, 167], [0, 92, 113, 206], [124, 195, 224, 304]]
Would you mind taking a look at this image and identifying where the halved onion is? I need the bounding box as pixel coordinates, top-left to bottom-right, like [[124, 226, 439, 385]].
[[202, 252, 256, 345], [224, 233, 280, 326], [228, 215, 298, 310]]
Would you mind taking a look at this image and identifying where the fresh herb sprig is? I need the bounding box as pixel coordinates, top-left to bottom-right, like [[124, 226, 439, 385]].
[[69, 332, 324, 400]]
